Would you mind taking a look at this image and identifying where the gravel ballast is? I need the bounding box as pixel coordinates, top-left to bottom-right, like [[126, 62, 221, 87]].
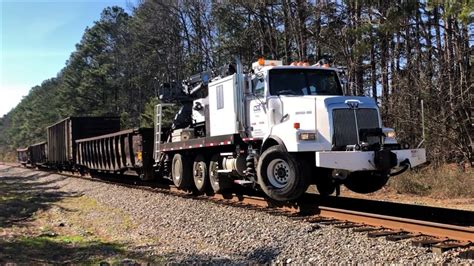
[[0, 165, 472, 264]]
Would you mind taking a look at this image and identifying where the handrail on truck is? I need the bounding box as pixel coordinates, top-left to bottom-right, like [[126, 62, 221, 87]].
[[154, 103, 175, 162]]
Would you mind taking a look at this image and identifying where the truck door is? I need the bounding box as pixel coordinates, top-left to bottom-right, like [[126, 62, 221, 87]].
[[248, 77, 268, 138]]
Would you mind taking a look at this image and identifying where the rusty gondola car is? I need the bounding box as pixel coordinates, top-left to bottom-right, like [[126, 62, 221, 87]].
[[17, 147, 30, 166], [46, 116, 121, 169], [75, 128, 154, 180], [16, 142, 47, 167], [29, 141, 47, 166]]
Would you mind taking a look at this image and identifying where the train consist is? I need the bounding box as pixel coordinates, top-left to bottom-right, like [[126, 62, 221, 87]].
[[17, 117, 120, 168], [16, 141, 47, 167], [17, 59, 427, 202]]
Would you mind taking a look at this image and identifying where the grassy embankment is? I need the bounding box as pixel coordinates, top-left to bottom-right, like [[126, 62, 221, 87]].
[[387, 164, 473, 199]]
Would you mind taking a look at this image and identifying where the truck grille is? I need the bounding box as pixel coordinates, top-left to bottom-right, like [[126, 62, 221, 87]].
[[332, 108, 379, 148]]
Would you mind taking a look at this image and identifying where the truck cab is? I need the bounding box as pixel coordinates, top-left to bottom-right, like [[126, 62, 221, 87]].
[[247, 63, 351, 152], [244, 60, 425, 199]]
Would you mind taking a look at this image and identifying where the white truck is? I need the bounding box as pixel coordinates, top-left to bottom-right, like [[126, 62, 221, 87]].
[[153, 59, 426, 201]]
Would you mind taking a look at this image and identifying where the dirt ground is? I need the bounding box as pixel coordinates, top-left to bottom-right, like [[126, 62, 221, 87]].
[[0, 164, 472, 264], [0, 166, 157, 264]]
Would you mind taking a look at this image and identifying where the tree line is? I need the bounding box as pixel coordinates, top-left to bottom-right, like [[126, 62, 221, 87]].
[[0, 0, 472, 166]]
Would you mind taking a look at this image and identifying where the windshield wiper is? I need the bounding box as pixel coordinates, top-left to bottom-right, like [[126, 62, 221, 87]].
[[276, 89, 298, 95]]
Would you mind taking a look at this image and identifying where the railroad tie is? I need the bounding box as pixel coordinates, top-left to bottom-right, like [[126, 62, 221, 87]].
[[411, 238, 444, 248], [386, 233, 419, 241], [368, 230, 404, 238], [306, 217, 333, 223], [319, 220, 346, 225], [335, 223, 363, 229], [432, 241, 472, 254], [352, 226, 379, 232]]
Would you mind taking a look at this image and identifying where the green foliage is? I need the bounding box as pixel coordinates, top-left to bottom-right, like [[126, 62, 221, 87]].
[[140, 98, 159, 128], [0, 1, 471, 166], [140, 97, 180, 129]]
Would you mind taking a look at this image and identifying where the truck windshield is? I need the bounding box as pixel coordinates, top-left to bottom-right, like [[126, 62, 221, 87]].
[[269, 69, 343, 96]]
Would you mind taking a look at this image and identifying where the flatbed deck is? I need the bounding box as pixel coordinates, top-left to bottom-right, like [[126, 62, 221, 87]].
[[159, 134, 263, 152]]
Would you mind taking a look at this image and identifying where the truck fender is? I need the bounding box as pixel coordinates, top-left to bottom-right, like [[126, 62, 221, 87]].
[[261, 136, 287, 153]]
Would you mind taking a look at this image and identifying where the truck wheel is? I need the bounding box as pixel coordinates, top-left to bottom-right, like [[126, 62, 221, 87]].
[[344, 171, 389, 194], [172, 153, 193, 189], [209, 154, 232, 193], [137, 167, 154, 181], [257, 146, 310, 201], [316, 177, 336, 196], [193, 154, 209, 192], [78, 167, 86, 176]]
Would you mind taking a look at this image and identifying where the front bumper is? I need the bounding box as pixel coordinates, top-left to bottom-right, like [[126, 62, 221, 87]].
[[315, 149, 426, 172]]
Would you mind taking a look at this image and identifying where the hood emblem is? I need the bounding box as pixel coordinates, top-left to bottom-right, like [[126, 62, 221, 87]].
[[345, 99, 361, 109]]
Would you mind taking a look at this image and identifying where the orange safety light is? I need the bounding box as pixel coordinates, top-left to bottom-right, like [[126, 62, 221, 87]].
[[290, 62, 297, 66], [258, 57, 265, 66], [293, 122, 300, 129]]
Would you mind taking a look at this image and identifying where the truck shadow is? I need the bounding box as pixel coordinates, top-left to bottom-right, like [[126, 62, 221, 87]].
[[0, 173, 74, 228], [162, 246, 280, 264]]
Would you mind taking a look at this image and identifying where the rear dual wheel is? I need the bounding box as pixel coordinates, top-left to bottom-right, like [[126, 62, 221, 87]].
[[209, 154, 233, 193], [172, 153, 193, 189], [193, 154, 209, 192], [172, 152, 213, 193]]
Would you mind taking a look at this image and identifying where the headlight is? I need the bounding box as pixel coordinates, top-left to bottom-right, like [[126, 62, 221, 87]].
[[298, 132, 316, 141], [386, 130, 396, 138]]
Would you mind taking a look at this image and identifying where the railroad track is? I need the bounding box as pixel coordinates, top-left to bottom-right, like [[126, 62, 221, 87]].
[[1, 162, 473, 256]]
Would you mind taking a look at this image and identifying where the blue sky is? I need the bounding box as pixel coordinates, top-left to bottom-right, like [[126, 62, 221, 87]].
[[0, 0, 136, 116]]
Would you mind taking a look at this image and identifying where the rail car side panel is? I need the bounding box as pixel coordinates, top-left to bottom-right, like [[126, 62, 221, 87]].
[[76, 128, 154, 179], [46, 117, 120, 166], [29, 142, 47, 165], [17, 147, 29, 166]]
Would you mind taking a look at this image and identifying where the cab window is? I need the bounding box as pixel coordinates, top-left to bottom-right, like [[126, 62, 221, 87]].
[[252, 78, 265, 97], [269, 69, 343, 96]]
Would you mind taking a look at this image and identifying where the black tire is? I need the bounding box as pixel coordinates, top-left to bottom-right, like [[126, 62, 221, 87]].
[[193, 154, 209, 192], [313, 168, 336, 196], [78, 167, 86, 176], [171, 153, 193, 189], [137, 165, 154, 181], [209, 154, 232, 193], [344, 171, 389, 194], [138, 171, 152, 181], [257, 146, 310, 201], [316, 177, 336, 196]]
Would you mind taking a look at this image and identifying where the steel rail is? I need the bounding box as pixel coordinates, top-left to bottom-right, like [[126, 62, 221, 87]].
[[317, 206, 474, 242], [1, 162, 473, 244]]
